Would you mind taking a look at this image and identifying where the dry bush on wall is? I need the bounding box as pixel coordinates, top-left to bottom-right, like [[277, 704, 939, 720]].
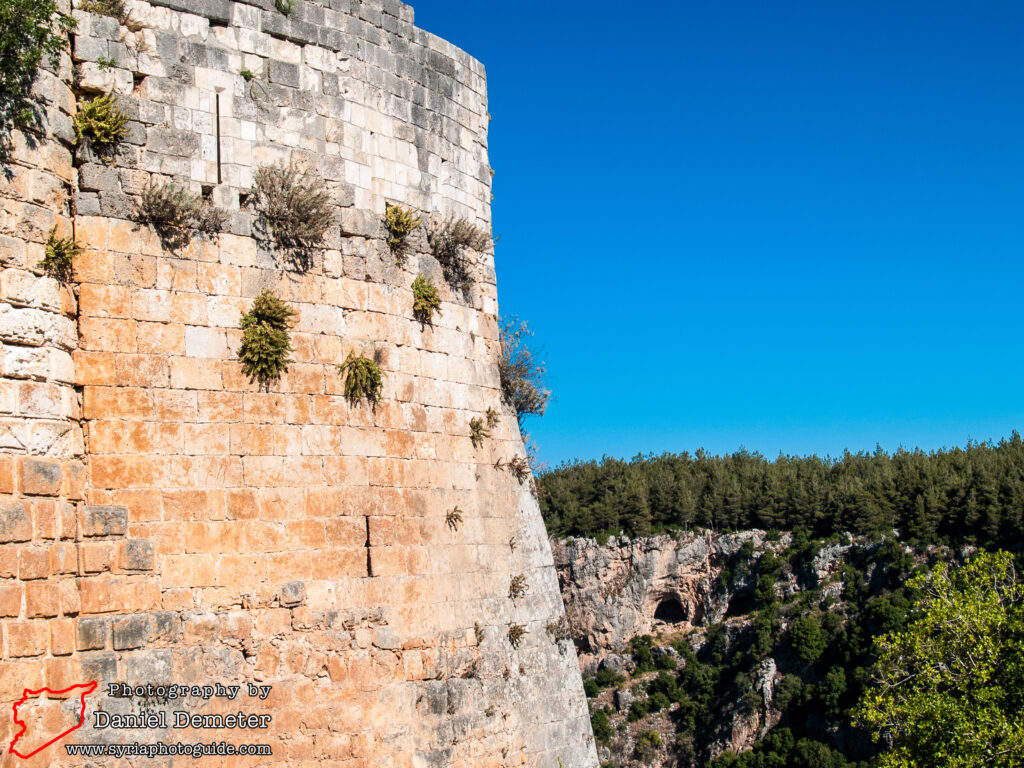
[[427, 216, 492, 294]]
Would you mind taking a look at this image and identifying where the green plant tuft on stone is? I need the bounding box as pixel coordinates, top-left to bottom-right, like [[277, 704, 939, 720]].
[[96, 56, 118, 71], [274, 0, 295, 15], [384, 203, 421, 261], [427, 216, 491, 294], [250, 164, 333, 251], [485, 406, 500, 429], [73, 94, 128, 153], [445, 507, 463, 532], [81, 0, 126, 19], [39, 228, 80, 283], [509, 573, 527, 601], [508, 623, 526, 648], [0, 0, 76, 130], [411, 275, 441, 324], [499, 455, 529, 483], [469, 416, 489, 448], [238, 291, 295, 390], [337, 351, 383, 407], [240, 68, 255, 81], [137, 181, 227, 249]]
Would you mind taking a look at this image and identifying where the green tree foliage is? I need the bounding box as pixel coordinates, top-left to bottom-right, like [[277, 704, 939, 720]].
[[592, 667, 625, 689], [790, 614, 827, 665], [603, 539, 927, 767], [634, 730, 662, 760], [853, 550, 1024, 767], [539, 436, 1024, 548], [591, 708, 613, 744], [0, 0, 75, 131]]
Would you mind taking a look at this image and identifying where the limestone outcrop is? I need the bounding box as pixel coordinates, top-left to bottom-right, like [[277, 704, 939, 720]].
[[552, 531, 788, 669]]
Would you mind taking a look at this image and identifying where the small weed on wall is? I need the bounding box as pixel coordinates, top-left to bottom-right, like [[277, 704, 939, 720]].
[[508, 624, 526, 648], [250, 164, 333, 268], [509, 573, 528, 601], [412, 275, 441, 324], [237, 292, 296, 390], [384, 203, 421, 263], [137, 181, 227, 250], [81, 0, 126, 19], [39, 229, 80, 283], [337, 352, 383, 407], [499, 315, 550, 428], [428, 216, 491, 295], [446, 507, 463, 532], [74, 94, 128, 155], [469, 417, 489, 448]]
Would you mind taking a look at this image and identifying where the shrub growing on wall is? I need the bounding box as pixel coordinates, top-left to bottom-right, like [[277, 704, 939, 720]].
[[508, 624, 526, 648], [39, 228, 79, 283], [384, 203, 421, 262], [81, 0, 125, 19], [250, 164, 333, 252], [411, 275, 441, 324], [73, 94, 128, 154], [0, 0, 75, 131], [337, 351, 383, 407], [427, 216, 491, 294], [499, 315, 550, 428], [469, 417, 490, 448], [238, 292, 295, 389], [137, 181, 227, 249]]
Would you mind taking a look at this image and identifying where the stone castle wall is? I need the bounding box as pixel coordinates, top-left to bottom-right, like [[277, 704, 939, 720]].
[[0, 1, 597, 765]]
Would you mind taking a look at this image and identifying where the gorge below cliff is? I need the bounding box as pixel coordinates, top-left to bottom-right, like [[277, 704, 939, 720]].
[[551, 530, 955, 768]]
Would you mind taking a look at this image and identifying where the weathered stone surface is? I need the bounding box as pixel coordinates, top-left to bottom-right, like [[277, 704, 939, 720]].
[[553, 531, 790, 668], [112, 614, 154, 650], [0, 502, 31, 543], [82, 505, 128, 537], [77, 616, 109, 650]]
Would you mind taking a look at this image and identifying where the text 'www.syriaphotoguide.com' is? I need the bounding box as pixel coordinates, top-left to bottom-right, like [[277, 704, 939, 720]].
[[65, 742, 273, 758]]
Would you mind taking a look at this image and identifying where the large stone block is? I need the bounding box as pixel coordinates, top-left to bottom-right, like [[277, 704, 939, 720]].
[[82, 505, 129, 537], [112, 613, 154, 650], [0, 501, 31, 543], [20, 458, 62, 496]]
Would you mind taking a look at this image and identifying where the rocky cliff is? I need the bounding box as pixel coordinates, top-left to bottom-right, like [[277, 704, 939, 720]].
[[552, 531, 791, 670], [551, 530, 886, 768]]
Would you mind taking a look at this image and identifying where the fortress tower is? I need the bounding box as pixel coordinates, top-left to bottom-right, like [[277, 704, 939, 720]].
[[0, 0, 598, 764]]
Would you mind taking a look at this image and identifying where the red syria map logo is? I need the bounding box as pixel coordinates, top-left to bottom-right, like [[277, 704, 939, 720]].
[[8, 681, 98, 759]]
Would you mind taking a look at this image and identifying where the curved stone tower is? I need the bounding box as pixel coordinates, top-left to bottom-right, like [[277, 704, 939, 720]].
[[0, 1, 598, 765]]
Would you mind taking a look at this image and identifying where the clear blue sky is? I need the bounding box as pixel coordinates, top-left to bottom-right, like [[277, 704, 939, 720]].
[[411, 1, 1024, 468]]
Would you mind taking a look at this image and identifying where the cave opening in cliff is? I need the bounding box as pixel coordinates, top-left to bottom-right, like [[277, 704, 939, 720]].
[[653, 597, 686, 624]]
